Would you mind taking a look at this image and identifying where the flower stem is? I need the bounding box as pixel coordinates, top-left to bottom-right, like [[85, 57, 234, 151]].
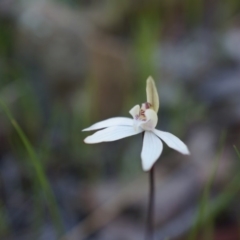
[[145, 166, 155, 240]]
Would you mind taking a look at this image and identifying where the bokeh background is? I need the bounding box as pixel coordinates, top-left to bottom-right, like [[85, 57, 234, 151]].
[[1, 0, 240, 239]]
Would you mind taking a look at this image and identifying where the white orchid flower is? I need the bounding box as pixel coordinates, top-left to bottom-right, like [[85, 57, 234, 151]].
[[83, 76, 190, 171]]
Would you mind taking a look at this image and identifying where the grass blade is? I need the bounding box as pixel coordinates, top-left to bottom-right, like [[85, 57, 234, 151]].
[[187, 131, 226, 240], [0, 100, 64, 236]]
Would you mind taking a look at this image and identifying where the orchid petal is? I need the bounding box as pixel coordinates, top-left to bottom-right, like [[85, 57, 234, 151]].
[[153, 129, 190, 155], [84, 126, 143, 144], [82, 117, 133, 131], [141, 131, 163, 171], [129, 105, 140, 118]]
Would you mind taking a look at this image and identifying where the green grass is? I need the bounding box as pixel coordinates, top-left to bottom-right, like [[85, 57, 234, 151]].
[[0, 200, 11, 238], [187, 141, 240, 240], [0, 100, 64, 237], [187, 132, 226, 240], [234, 145, 240, 160]]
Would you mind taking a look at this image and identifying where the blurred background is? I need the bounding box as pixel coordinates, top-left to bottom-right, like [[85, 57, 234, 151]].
[[0, 0, 240, 239]]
